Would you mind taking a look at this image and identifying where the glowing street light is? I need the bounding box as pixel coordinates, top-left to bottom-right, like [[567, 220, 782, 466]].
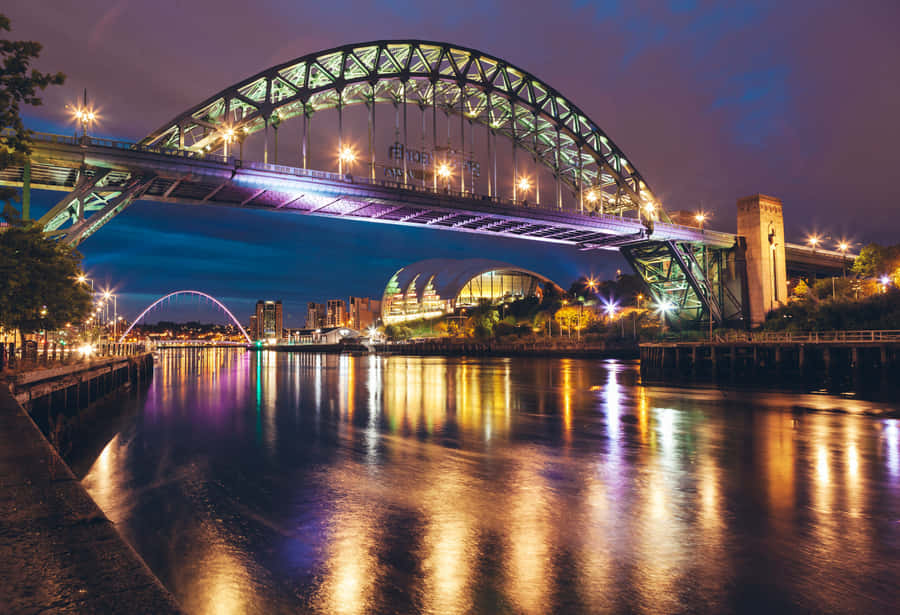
[[67, 89, 98, 140], [516, 176, 532, 201], [585, 276, 598, 292], [837, 241, 850, 278], [221, 126, 236, 157], [436, 162, 453, 190], [603, 299, 619, 317], [655, 299, 674, 333], [807, 235, 821, 251], [694, 211, 708, 230], [338, 145, 357, 175]]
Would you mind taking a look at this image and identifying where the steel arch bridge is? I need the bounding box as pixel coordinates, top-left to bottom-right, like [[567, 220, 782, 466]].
[[0, 40, 751, 328], [117, 290, 252, 343], [142, 40, 659, 218]]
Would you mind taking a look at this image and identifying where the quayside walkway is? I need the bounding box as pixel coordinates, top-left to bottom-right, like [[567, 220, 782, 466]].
[[0, 369, 182, 613]]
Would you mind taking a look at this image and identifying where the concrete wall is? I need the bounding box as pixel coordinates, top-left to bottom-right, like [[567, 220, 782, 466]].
[[737, 194, 788, 325]]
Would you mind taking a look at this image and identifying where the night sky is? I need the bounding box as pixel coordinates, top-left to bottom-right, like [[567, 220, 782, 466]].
[[7, 1, 899, 326]]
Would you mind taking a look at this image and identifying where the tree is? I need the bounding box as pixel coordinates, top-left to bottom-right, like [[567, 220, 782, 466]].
[[1, 13, 66, 206], [851, 244, 887, 278], [0, 209, 92, 343]]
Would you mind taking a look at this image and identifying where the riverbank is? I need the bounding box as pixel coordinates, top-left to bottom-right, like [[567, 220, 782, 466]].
[[0, 384, 183, 613], [373, 339, 639, 359], [264, 339, 639, 359]]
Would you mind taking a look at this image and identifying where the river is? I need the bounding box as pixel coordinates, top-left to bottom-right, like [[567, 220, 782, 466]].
[[77, 348, 900, 614]]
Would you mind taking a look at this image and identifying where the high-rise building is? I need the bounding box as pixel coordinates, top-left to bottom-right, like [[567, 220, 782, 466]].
[[306, 302, 326, 329], [326, 299, 347, 327], [348, 296, 381, 331], [253, 300, 283, 341]]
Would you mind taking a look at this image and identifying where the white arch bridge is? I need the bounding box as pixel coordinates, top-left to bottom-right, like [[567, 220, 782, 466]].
[[2, 40, 754, 327], [118, 290, 252, 344]]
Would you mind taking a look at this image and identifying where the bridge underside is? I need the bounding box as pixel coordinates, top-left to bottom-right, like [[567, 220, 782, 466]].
[[1, 136, 744, 329], [622, 241, 746, 327]]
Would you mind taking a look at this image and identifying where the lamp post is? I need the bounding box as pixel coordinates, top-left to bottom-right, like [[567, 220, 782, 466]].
[[437, 162, 452, 192], [516, 176, 531, 205], [67, 89, 99, 147], [338, 145, 356, 176], [657, 300, 674, 335], [837, 241, 850, 278], [694, 211, 707, 231], [221, 127, 235, 158], [103, 291, 116, 341]]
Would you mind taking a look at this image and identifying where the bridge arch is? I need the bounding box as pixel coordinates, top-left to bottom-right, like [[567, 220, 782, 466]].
[[118, 290, 252, 343], [141, 40, 661, 218]]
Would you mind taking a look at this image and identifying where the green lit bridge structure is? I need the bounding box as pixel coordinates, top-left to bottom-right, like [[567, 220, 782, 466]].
[[0, 40, 851, 328]]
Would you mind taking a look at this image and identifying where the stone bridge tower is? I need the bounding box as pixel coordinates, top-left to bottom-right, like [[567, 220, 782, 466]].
[[737, 194, 788, 325]]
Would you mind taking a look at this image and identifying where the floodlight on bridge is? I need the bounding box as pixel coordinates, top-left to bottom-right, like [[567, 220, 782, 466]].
[[517, 176, 532, 194], [338, 145, 356, 174]]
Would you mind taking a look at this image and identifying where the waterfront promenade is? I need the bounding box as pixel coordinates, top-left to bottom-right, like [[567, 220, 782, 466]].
[[0, 363, 182, 613]]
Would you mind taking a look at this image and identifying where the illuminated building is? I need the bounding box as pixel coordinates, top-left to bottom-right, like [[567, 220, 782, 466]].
[[253, 300, 283, 341], [381, 258, 559, 325], [306, 302, 326, 328], [349, 296, 381, 331], [326, 299, 347, 327]]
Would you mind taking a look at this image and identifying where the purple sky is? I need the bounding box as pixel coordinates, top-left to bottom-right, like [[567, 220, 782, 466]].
[[6, 0, 900, 325]]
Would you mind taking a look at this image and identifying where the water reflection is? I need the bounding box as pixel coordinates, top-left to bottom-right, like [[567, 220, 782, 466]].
[[81, 350, 900, 614]]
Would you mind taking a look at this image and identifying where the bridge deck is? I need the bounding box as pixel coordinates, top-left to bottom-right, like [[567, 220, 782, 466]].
[[0, 133, 737, 249]]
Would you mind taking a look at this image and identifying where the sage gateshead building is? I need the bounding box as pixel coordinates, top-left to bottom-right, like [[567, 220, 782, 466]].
[[381, 258, 559, 325]]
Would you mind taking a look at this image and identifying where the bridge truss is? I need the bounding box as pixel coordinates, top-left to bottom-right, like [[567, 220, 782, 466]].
[[142, 40, 663, 221]]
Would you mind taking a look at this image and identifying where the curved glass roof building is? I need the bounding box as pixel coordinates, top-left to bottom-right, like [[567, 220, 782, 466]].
[[381, 258, 559, 325]]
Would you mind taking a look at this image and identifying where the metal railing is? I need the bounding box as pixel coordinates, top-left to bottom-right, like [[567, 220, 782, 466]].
[[712, 330, 900, 344], [21, 130, 736, 241], [0, 341, 147, 372]]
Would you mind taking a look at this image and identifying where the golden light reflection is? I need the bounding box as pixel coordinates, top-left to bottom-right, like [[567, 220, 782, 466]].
[[178, 522, 255, 615], [422, 476, 475, 614], [816, 445, 830, 485], [317, 504, 378, 615], [763, 413, 796, 514], [506, 463, 551, 615], [561, 359, 573, 438], [83, 434, 129, 521]]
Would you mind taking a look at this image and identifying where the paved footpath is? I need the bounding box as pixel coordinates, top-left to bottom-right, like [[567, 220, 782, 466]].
[[0, 386, 183, 614]]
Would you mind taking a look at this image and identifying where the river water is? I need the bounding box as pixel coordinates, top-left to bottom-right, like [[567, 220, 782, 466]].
[[78, 349, 900, 614]]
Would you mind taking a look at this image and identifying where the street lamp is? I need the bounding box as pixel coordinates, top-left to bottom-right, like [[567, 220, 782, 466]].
[[516, 176, 531, 203], [837, 241, 850, 278], [655, 300, 674, 334], [436, 162, 452, 191], [807, 234, 821, 251], [67, 89, 98, 141], [221, 126, 236, 158], [642, 201, 657, 224], [694, 211, 708, 230], [102, 290, 117, 339], [338, 145, 356, 175]]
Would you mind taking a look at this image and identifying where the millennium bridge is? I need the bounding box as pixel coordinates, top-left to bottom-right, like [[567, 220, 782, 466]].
[[0, 40, 850, 327]]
